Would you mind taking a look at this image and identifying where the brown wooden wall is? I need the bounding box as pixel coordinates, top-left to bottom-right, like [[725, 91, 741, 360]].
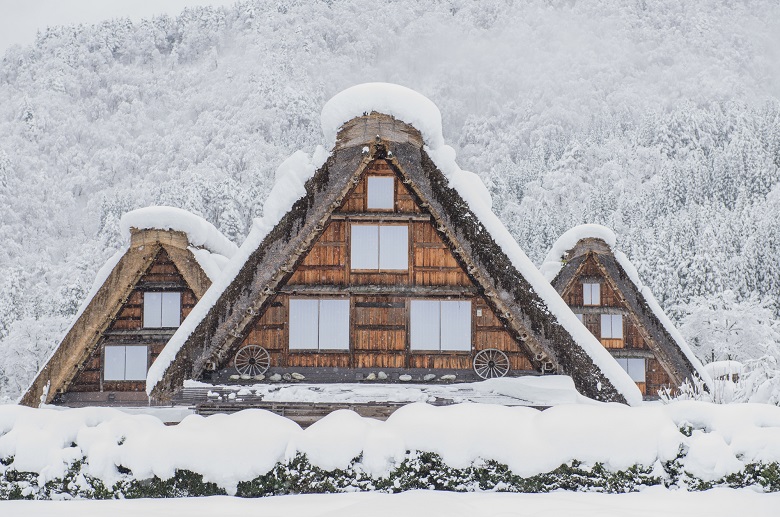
[[562, 253, 673, 397], [229, 158, 533, 373], [68, 248, 197, 393]]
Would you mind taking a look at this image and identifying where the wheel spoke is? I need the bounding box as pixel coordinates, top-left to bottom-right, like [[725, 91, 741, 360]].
[[473, 349, 510, 379]]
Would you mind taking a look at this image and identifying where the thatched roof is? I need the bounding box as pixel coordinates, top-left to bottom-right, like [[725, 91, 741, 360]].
[[149, 113, 642, 404], [20, 228, 219, 407]]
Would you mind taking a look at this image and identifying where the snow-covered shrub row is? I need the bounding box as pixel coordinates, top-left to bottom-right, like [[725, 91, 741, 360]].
[[3, 1, 780, 400], [2, 402, 780, 499]]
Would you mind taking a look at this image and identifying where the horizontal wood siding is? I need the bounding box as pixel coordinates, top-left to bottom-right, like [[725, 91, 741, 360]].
[[645, 357, 673, 397]]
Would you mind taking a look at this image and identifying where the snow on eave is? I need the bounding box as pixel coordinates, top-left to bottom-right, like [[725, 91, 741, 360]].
[[119, 206, 238, 260], [540, 224, 617, 282], [148, 83, 641, 404]]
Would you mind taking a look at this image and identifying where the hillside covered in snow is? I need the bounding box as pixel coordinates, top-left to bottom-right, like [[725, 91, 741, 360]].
[[1, 0, 780, 400]]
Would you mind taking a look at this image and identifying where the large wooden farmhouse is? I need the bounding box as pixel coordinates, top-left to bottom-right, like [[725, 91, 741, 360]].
[[144, 84, 642, 407], [20, 208, 237, 407], [541, 225, 710, 398]]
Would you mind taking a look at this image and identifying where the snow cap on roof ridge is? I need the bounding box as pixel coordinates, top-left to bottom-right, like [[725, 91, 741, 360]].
[[120, 206, 238, 259], [540, 224, 617, 282], [321, 82, 445, 150]]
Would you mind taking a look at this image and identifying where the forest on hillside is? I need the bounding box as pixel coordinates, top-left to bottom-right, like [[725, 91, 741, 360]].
[[1, 0, 780, 401]]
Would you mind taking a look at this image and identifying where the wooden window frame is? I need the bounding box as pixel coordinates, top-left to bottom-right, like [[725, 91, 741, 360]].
[[102, 344, 149, 382], [349, 223, 409, 272], [366, 175, 396, 211]]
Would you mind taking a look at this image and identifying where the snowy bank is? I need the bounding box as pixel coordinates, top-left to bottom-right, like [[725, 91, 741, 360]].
[[2, 401, 780, 497]]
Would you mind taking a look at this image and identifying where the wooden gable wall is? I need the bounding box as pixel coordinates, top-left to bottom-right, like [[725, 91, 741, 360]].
[[562, 253, 673, 397], [65, 248, 197, 396], [215, 159, 533, 379]]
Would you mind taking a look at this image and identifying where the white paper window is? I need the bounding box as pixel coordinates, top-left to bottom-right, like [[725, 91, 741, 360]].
[[410, 300, 472, 351], [583, 283, 601, 306], [350, 224, 408, 270], [379, 225, 409, 270], [104, 345, 148, 381], [616, 357, 646, 382], [289, 298, 350, 350], [410, 300, 440, 350], [600, 314, 623, 339], [144, 292, 181, 328], [367, 176, 395, 209]]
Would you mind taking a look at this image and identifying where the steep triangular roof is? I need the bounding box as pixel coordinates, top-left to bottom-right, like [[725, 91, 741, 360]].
[[541, 224, 712, 390], [148, 83, 642, 405], [20, 207, 237, 406]]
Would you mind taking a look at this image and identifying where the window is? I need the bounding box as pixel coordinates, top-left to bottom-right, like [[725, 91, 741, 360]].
[[350, 224, 408, 270], [143, 292, 181, 328], [104, 345, 148, 381], [410, 300, 471, 351], [583, 283, 600, 306], [367, 176, 395, 209], [600, 314, 623, 339], [289, 298, 350, 350], [574, 313, 584, 323], [616, 357, 646, 382]]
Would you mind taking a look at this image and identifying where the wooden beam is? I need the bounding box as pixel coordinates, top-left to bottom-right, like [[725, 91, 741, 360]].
[[279, 284, 478, 296], [330, 212, 431, 221]]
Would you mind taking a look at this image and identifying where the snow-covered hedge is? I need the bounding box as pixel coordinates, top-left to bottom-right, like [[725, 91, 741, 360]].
[[2, 402, 780, 499]]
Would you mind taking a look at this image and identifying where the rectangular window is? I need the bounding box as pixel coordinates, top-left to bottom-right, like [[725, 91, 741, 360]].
[[104, 345, 148, 381], [574, 313, 584, 323], [143, 292, 181, 328], [410, 300, 472, 351], [600, 314, 623, 339], [350, 224, 408, 270], [583, 283, 601, 306], [367, 176, 395, 209], [289, 298, 350, 350], [616, 357, 646, 382]]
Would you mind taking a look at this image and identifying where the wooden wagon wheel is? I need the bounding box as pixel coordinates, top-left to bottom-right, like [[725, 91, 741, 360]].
[[473, 348, 510, 379], [234, 345, 270, 377]]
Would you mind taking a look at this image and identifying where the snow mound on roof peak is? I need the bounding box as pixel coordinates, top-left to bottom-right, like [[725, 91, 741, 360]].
[[120, 206, 238, 259], [321, 83, 444, 149], [540, 224, 617, 281]]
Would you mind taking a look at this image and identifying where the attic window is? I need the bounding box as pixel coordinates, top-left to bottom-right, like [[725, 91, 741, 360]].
[[410, 300, 471, 351], [104, 345, 148, 381], [143, 292, 181, 328], [616, 357, 646, 382], [583, 283, 600, 306], [350, 224, 408, 270], [289, 298, 350, 350], [367, 176, 395, 209], [600, 314, 623, 339]]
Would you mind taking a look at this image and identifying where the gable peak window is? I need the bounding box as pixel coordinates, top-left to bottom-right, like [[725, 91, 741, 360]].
[[144, 291, 181, 328], [351, 224, 408, 270], [366, 175, 395, 210], [583, 282, 601, 306]]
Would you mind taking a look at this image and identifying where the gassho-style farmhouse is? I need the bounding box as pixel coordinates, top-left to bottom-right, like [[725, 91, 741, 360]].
[[20, 84, 711, 421]]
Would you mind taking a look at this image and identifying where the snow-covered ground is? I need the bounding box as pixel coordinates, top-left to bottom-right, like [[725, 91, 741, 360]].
[[3, 488, 779, 517]]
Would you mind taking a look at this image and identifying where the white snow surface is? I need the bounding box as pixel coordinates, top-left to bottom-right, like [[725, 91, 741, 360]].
[[2, 489, 778, 517], [540, 224, 712, 389], [321, 83, 445, 150], [705, 361, 744, 378], [185, 376, 588, 407], [119, 206, 238, 260], [2, 401, 780, 495], [147, 84, 641, 405]]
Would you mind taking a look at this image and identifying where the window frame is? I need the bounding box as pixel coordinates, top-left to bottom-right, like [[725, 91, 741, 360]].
[[143, 291, 182, 329], [366, 175, 395, 210], [616, 357, 646, 383], [600, 314, 624, 340], [288, 297, 350, 351], [103, 345, 149, 382], [410, 299, 472, 352], [350, 223, 409, 271], [583, 282, 601, 306]]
